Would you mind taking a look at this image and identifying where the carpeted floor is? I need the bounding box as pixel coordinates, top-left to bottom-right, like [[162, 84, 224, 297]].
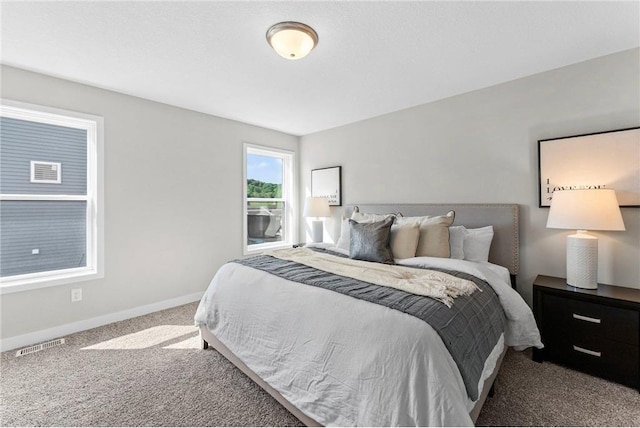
[[1, 302, 639, 427]]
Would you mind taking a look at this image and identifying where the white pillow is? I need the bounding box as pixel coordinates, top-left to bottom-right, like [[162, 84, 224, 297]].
[[351, 211, 395, 223], [394, 215, 429, 225], [449, 225, 465, 260], [463, 226, 494, 262], [335, 217, 351, 251], [390, 223, 420, 259]]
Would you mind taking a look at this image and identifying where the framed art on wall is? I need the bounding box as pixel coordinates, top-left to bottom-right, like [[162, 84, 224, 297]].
[[311, 166, 341, 206], [538, 127, 640, 207]]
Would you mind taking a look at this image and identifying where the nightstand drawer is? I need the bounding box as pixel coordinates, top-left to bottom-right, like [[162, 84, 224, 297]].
[[543, 294, 639, 345], [544, 334, 639, 388]]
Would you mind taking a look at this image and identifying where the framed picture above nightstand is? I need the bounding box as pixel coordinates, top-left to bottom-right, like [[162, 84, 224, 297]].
[[532, 275, 640, 391]]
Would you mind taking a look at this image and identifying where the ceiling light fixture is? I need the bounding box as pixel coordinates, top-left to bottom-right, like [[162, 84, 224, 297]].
[[266, 21, 318, 60]]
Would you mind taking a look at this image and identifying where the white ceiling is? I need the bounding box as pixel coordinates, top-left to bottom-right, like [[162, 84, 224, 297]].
[[1, 1, 638, 136]]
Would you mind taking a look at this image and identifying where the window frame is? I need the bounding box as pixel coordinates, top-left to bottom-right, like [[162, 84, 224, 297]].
[[243, 143, 296, 255], [0, 99, 104, 294]]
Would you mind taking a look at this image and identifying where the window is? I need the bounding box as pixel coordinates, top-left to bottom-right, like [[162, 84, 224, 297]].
[[244, 143, 295, 253], [0, 100, 104, 293]]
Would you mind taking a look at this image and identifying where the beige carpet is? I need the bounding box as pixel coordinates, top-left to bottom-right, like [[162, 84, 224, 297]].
[[1, 302, 639, 427]]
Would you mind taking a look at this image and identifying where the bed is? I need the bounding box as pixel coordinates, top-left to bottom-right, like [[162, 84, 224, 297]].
[[195, 203, 542, 426]]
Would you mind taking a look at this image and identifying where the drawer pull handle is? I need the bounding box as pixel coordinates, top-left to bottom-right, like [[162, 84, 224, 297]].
[[573, 345, 601, 358], [572, 313, 601, 324]]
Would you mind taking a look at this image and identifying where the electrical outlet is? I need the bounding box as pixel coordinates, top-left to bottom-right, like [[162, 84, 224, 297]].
[[32, 249, 39, 255], [71, 288, 82, 303]]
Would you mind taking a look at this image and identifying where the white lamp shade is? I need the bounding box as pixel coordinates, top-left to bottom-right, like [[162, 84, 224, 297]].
[[303, 197, 330, 218], [546, 189, 625, 231], [266, 22, 318, 60]]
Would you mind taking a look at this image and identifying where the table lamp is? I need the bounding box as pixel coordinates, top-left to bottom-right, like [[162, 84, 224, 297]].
[[303, 197, 330, 243], [546, 189, 625, 289]]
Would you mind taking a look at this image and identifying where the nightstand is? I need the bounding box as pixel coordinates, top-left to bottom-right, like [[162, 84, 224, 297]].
[[532, 275, 640, 391]]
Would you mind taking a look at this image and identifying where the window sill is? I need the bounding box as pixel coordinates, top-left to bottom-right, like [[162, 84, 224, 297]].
[[0, 267, 103, 294]]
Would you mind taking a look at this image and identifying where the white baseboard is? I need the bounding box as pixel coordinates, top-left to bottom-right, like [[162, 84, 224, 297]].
[[0, 291, 203, 352]]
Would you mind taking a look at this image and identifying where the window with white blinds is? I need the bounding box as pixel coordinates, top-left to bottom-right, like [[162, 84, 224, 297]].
[[0, 101, 104, 293]]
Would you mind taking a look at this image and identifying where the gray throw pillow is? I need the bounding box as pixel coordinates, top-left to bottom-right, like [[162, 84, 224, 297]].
[[349, 217, 394, 264]]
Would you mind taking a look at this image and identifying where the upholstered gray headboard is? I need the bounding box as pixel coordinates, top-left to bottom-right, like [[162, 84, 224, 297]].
[[344, 204, 520, 276]]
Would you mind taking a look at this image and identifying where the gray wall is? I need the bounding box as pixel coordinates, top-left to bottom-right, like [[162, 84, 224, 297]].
[[0, 65, 298, 340], [2, 48, 638, 340], [300, 48, 640, 304]]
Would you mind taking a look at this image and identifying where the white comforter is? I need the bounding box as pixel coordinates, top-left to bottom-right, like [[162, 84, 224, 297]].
[[195, 247, 542, 426]]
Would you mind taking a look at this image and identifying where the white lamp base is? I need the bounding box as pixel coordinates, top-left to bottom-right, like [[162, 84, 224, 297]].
[[311, 220, 323, 243], [566, 230, 598, 289]]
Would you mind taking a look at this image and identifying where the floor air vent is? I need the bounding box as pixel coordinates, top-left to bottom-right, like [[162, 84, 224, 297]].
[[16, 338, 65, 357]]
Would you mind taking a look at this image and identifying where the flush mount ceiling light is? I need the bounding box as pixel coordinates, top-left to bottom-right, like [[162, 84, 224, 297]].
[[266, 21, 318, 60]]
